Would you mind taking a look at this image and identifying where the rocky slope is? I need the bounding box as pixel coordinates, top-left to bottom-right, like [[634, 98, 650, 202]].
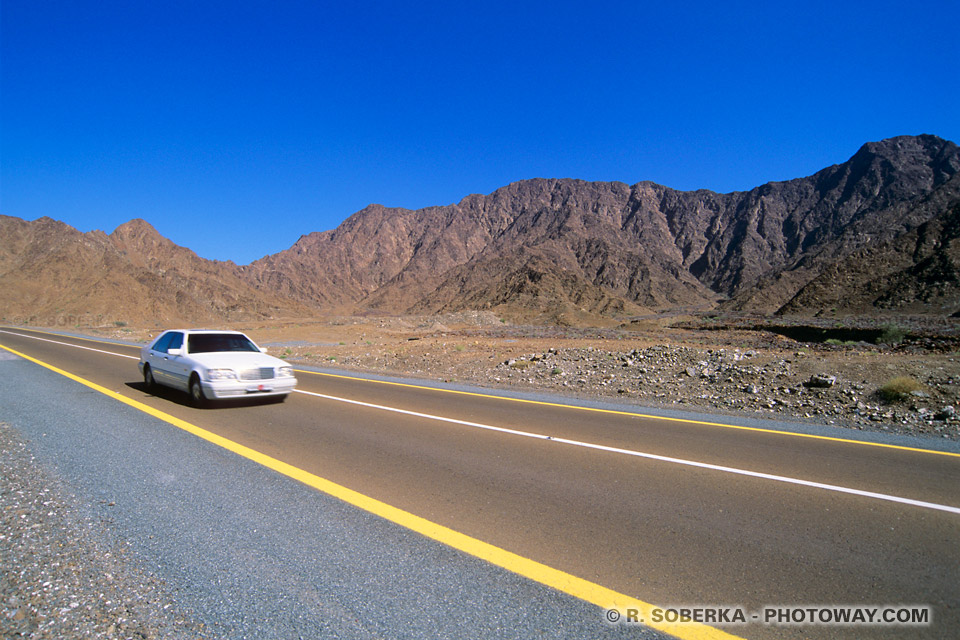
[[779, 173, 960, 316]]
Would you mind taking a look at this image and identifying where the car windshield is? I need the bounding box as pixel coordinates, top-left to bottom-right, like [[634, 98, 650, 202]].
[[188, 333, 260, 354]]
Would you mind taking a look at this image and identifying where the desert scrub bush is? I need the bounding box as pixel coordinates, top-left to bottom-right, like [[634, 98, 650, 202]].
[[878, 324, 907, 345], [878, 376, 924, 402], [825, 339, 859, 346], [509, 360, 532, 370]]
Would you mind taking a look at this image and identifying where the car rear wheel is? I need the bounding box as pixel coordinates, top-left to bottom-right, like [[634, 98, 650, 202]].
[[189, 375, 209, 408], [143, 365, 156, 390]]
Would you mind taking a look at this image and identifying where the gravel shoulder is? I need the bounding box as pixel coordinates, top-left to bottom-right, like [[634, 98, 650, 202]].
[[0, 422, 207, 640]]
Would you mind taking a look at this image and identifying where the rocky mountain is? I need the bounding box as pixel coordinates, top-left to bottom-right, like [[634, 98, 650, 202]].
[[240, 134, 960, 321], [778, 172, 960, 316], [0, 216, 310, 327], [3, 134, 959, 327]]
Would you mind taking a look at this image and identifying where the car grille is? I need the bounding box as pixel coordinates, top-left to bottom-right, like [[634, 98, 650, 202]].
[[239, 367, 275, 381]]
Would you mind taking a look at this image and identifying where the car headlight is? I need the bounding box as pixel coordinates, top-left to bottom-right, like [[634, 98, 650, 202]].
[[206, 368, 237, 380], [278, 366, 294, 378]]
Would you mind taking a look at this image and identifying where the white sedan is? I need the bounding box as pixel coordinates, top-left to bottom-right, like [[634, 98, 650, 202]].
[[139, 329, 297, 406]]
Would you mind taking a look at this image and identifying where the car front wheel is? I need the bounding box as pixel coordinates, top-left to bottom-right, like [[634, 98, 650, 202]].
[[189, 375, 209, 408]]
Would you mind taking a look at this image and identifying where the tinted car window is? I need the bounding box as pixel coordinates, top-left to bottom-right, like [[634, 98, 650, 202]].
[[167, 332, 184, 352], [152, 332, 173, 353], [187, 333, 259, 354]]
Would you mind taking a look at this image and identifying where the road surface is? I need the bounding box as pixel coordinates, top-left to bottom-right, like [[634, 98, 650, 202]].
[[1, 327, 958, 639]]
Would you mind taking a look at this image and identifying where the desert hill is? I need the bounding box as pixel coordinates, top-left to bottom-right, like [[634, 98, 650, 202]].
[[0, 216, 311, 327], [2, 134, 959, 327]]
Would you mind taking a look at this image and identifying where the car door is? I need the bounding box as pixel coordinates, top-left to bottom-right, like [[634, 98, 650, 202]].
[[146, 332, 173, 386], [149, 331, 185, 388], [162, 331, 192, 390]]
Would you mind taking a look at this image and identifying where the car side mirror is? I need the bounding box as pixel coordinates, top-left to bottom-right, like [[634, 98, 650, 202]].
[[167, 348, 183, 356], [260, 347, 268, 353]]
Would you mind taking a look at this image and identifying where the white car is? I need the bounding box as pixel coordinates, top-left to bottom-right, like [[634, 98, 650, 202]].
[[139, 329, 297, 406]]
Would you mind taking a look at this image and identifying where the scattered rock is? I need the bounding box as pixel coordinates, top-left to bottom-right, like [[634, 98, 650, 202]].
[[804, 374, 837, 389]]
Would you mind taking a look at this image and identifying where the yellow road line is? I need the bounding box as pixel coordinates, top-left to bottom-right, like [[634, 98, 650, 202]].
[[298, 370, 960, 459], [0, 341, 743, 640]]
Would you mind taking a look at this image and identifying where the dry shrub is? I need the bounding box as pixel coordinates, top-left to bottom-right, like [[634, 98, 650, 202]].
[[878, 376, 924, 402]]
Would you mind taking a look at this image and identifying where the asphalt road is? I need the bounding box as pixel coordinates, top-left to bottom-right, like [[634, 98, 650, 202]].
[[2, 327, 959, 639]]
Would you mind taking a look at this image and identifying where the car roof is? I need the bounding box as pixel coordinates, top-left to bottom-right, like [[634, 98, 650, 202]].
[[162, 329, 246, 334], [158, 329, 248, 336]]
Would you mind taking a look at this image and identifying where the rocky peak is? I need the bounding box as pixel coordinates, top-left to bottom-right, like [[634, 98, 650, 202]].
[[110, 218, 163, 241]]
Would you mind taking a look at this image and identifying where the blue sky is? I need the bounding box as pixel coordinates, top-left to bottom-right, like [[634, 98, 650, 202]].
[[3, 1, 957, 264]]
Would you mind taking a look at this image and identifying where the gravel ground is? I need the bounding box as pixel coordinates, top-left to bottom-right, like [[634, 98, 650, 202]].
[[281, 330, 960, 441], [0, 422, 208, 640]]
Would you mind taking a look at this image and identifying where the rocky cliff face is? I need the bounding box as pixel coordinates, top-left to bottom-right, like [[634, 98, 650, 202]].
[[710, 135, 960, 312]]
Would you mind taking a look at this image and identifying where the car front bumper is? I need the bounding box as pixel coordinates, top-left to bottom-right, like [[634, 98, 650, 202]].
[[201, 377, 297, 399]]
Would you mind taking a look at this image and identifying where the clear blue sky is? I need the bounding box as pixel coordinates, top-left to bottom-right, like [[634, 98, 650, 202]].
[[3, 1, 957, 264]]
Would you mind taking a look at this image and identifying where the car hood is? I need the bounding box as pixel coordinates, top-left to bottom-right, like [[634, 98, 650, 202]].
[[187, 352, 290, 370]]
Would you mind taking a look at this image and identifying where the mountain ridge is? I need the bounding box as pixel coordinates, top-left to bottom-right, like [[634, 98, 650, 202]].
[[3, 135, 959, 326], [239, 134, 960, 321]]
